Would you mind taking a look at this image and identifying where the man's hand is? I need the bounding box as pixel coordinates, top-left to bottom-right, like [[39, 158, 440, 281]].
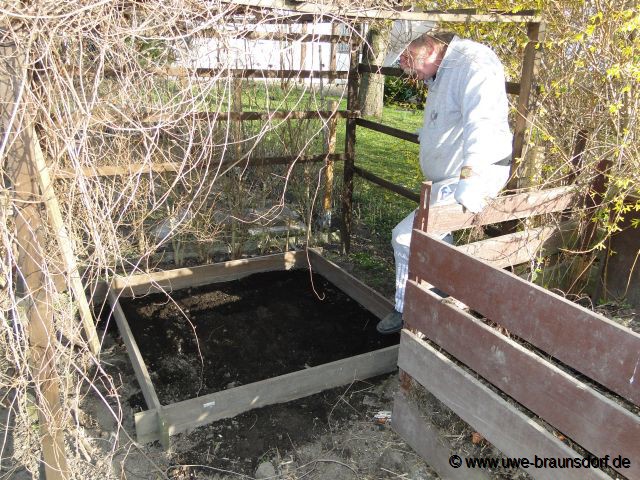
[[454, 175, 486, 214]]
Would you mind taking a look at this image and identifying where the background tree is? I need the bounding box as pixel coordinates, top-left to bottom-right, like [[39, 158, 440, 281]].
[[359, 21, 392, 117]]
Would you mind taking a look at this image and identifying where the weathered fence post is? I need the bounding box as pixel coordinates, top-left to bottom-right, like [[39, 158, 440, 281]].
[[508, 20, 545, 191], [340, 24, 361, 254], [321, 100, 338, 229], [1, 42, 70, 479]]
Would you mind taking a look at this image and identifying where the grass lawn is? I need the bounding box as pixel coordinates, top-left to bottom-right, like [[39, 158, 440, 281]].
[[197, 80, 426, 250], [334, 101, 425, 239], [221, 82, 425, 240]]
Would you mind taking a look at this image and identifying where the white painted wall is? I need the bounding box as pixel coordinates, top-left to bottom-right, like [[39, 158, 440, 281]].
[[180, 22, 350, 82], [175, 20, 434, 81]]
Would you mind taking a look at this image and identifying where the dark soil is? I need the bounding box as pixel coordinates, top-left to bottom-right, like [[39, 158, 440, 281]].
[[119, 269, 399, 407]]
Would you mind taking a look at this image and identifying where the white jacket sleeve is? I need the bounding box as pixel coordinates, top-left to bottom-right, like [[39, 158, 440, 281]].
[[459, 61, 512, 171]]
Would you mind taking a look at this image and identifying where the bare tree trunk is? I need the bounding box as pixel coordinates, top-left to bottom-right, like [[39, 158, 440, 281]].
[[358, 22, 391, 118]]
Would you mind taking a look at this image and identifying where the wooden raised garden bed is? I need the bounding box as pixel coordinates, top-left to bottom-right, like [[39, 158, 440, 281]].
[[106, 249, 398, 447]]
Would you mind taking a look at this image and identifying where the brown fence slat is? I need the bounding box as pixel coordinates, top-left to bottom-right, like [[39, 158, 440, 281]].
[[398, 331, 612, 480], [355, 118, 419, 143], [404, 281, 640, 478], [408, 231, 640, 406], [457, 220, 576, 268], [353, 166, 420, 203], [56, 153, 346, 179], [424, 184, 577, 234], [393, 393, 491, 480]]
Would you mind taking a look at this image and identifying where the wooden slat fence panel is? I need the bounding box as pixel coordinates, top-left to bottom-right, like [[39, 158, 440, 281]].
[[403, 281, 640, 479], [398, 331, 612, 480], [407, 231, 640, 406]]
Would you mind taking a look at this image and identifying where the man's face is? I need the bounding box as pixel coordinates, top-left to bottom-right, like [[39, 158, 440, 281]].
[[399, 39, 439, 81]]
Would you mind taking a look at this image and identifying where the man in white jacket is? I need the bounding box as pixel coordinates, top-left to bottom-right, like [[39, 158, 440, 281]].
[[377, 31, 512, 334]]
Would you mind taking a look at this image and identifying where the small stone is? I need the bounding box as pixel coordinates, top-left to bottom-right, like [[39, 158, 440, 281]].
[[255, 461, 276, 479], [377, 447, 406, 472]]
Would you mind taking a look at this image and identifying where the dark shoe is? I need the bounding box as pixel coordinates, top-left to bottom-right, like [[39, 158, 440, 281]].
[[376, 310, 403, 334]]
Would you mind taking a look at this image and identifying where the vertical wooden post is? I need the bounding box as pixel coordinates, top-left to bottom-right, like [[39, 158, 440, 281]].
[[508, 21, 545, 191], [230, 78, 244, 259], [329, 23, 338, 78], [31, 132, 100, 355], [1, 43, 70, 479], [321, 101, 338, 229], [340, 25, 361, 254], [299, 23, 308, 83], [581, 158, 612, 251]]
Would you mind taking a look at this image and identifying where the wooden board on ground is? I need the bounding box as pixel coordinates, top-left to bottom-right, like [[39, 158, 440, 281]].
[[307, 249, 394, 319], [113, 251, 306, 297], [393, 393, 491, 480], [108, 291, 161, 411]]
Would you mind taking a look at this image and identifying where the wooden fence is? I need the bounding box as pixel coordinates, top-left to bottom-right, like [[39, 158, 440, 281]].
[[340, 10, 543, 253], [393, 181, 640, 480]]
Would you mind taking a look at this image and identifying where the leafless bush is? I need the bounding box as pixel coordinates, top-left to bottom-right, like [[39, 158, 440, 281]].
[[0, 1, 374, 476]]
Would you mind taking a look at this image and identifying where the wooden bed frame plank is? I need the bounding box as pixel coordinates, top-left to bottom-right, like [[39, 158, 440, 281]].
[[393, 393, 491, 480], [114, 251, 305, 297], [135, 345, 399, 442], [404, 281, 640, 478], [307, 249, 394, 319], [398, 331, 612, 480], [408, 232, 640, 406], [108, 291, 161, 411]]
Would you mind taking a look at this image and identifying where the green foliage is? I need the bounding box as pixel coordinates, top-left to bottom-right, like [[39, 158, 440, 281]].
[[383, 76, 427, 108]]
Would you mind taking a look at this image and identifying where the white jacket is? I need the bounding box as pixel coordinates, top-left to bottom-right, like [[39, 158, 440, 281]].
[[418, 36, 512, 185]]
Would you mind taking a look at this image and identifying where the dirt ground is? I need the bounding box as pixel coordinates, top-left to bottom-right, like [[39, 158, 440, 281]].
[[85, 334, 441, 480]]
